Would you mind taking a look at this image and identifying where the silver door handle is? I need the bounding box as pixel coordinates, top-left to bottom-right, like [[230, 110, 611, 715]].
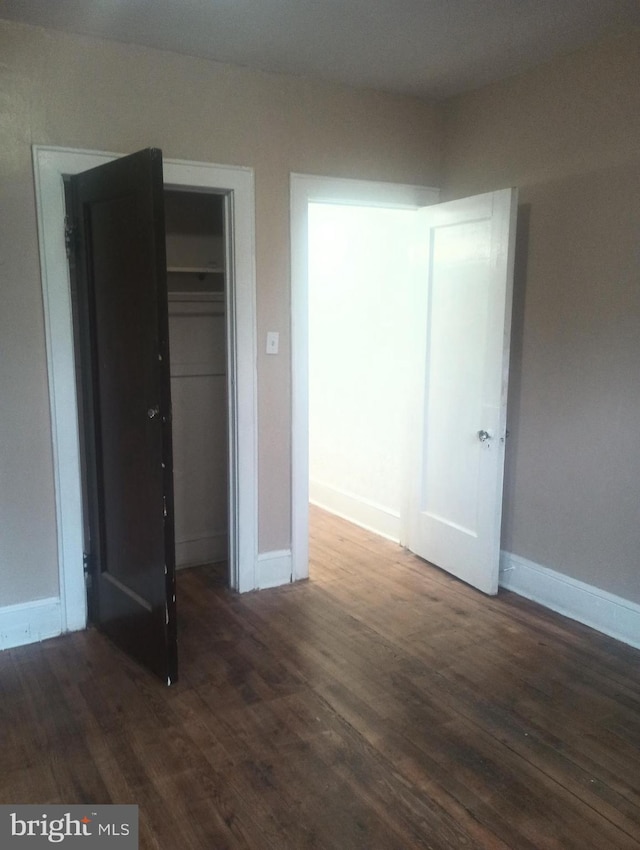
[[147, 406, 160, 419], [478, 429, 491, 442]]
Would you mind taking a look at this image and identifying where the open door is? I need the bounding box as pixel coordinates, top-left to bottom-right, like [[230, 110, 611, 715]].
[[70, 148, 178, 683], [405, 188, 517, 595]]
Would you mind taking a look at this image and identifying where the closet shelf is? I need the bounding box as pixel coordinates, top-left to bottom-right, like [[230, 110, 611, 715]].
[[167, 289, 224, 301], [167, 265, 224, 274]]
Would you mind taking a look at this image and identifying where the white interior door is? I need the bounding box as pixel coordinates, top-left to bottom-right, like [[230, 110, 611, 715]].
[[404, 188, 517, 595]]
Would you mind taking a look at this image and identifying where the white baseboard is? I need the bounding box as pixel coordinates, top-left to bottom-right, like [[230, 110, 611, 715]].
[[176, 532, 227, 569], [0, 597, 63, 650], [310, 480, 401, 542], [257, 549, 292, 589], [500, 552, 640, 650]]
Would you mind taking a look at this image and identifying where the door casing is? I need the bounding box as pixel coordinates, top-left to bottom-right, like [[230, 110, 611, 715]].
[[34, 145, 258, 634], [289, 174, 440, 580]]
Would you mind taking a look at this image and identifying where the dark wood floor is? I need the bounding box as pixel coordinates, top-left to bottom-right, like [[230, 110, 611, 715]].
[[1, 506, 640, 849]]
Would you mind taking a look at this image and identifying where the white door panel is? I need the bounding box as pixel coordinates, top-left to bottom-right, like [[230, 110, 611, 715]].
[[406, 189, 517, 595]]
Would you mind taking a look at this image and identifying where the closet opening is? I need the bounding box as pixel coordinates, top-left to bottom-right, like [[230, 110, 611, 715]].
[[165, 189, 230, 588]]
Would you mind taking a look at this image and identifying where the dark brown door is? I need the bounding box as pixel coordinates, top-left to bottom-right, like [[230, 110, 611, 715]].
[[70, 149, 177, 684]]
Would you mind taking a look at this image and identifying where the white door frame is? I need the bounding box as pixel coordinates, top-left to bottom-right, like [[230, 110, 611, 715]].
[[290, 173, 440, 580], [33, 145, 259, 635]]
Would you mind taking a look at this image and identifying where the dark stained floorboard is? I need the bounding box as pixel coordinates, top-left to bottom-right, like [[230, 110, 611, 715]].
[[1, 505, 639, 848]]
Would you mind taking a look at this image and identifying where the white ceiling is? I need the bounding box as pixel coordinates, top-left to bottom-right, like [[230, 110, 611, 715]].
[[1, 0, 639, 100]]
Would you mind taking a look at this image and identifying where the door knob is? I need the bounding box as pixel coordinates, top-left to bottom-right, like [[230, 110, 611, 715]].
[[478, 429, 491, 442], [147, 406, 160, 419]]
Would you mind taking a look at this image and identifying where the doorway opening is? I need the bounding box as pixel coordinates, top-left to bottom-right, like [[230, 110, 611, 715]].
[[307, 202, 420, 548], [290, 174, 441, 582], [164, 190, 230, 585]]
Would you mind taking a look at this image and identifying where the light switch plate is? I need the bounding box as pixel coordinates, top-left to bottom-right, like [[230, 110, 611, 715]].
[[266, 331, 279, 355]]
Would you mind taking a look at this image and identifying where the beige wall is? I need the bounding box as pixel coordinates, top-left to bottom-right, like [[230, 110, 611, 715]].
[[442, 31, 640, 604], [0, 20, 442, 606]]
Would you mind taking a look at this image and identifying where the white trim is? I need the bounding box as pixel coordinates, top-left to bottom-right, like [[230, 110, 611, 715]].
[[33, 145, 259, 635], [256, 550, 293, 589], [175, 532, 228, 569], [0, 598, 63, 650], [310, 481, 401, 542], [500, 551, 640, 650], [290, 174, 440, 582]]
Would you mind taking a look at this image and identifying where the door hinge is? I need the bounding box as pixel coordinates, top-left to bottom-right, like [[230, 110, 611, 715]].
[[163, 495, 167, 518], [83, 551, 93, 588], [64, 216, 78, 261]]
